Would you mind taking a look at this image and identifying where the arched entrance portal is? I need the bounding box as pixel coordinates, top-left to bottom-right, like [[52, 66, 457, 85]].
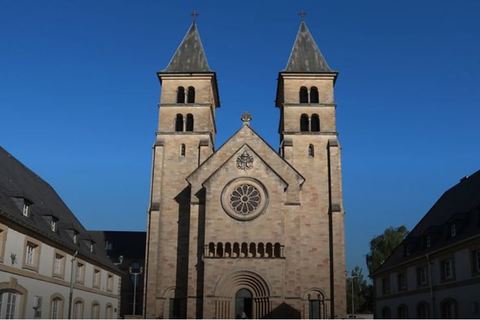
[[235, 288, 252, 319], [213, 270, 272, 318]]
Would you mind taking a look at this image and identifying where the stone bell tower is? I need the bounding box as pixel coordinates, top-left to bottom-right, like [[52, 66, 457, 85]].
[[144, 21, 220, 318], [275, 21, 347, 317]]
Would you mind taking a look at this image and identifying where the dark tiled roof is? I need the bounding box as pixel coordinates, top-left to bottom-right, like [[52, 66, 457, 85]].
[[0, 146, 120, 273], [163, 22, 211, 73], [284, 21, 332, 73], [374, 170, 480, 274]]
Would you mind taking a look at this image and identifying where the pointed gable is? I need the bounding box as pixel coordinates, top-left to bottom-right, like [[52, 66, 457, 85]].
[[163, 22, 211, 73], [285, 21, 332, 73], [187, 125, 305, 204]]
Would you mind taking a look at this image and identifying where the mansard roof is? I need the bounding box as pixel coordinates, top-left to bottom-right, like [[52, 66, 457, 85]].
[[0, 146, 120, 273], [187, 124, 305, 202], [373, 170, 480, 275], [284, 21, 333, 73], [163, 22, 212, 73]]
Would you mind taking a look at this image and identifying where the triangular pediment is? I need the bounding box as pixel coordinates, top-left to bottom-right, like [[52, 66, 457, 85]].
[[187, 125, 304, 203]]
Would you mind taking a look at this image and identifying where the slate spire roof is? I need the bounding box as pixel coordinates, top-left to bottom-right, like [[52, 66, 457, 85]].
[[163, 22, 212, 73], [285, 21, 332, 72]]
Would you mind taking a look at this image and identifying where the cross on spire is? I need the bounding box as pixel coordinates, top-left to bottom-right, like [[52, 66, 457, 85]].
[[298, 10, 307, 20], [191, 9, 199, 23]]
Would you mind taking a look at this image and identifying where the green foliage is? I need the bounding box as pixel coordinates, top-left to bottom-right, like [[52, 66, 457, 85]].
[[366, 225, 409, 276], [346, 266, 373, 314]]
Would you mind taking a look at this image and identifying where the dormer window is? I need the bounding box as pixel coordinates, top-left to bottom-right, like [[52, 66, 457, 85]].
[[90, 242, 95, 253], [51, 219, 57, 232], [73, 233, 78, 244], [43, 215, 59, 232], [67, 229, 79, 244], [23, 201, 30, 216]]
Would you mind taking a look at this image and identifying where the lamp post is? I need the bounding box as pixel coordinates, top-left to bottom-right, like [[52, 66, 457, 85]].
[[129, 266, 143, 316], [67, 251, 78, 319]]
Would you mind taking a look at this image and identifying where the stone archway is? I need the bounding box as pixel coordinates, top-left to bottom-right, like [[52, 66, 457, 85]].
[[213, 270, 272, 319]]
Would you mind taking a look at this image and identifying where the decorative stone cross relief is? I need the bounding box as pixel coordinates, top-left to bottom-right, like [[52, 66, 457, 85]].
[[241, 112, 252, 125], [236, 150, 254, 171]]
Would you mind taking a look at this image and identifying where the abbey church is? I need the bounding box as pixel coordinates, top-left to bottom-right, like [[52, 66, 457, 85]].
[[144, 20, 346, 319]]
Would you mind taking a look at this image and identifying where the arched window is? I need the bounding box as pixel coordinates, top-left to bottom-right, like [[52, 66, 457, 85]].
[[2, 291, 19, 319], [186, 114, 194, 131], [233, 243, 240, 258], [241, 242, 248, 258], [180, 144, 186, 157], [274, 243, 281, 258], [208, 243, 215, 257], [397, 304, 408, 319], [225, 243, 232, 258], [382, 306, 391, 319], [177, 86, 185, 103], [50, 295, 64, 319], [266, 243, 273, 258], [235, 288, 253, 319], [175, 114, 183, 132], [105, 304, 113, 319], [91, 302, 100, 319], [311, 114, 320, 132], [310, 86, 319, 103], [308, 144, 314, 157], [73, 299, 85, 319], [299, 86, 309, 103], [441, 298, 458, 319], [300, 114, 309, 132], [417, 302, 429, 319], [187, 86, 195, 103], [249, 243, 256, 257], [258, 243, 265, 258], [216, 242, 223, 257]]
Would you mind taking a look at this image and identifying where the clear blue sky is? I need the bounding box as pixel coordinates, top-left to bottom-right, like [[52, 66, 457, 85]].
[[1, 1, 479, 273]]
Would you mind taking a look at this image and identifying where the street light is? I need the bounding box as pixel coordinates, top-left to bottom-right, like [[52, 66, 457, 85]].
[[129, 266, 143, 316], [67, 250, 78, 319]]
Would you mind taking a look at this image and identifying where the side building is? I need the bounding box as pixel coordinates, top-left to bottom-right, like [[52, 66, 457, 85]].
[[372, 171, 480, 318], [90, 231, 146, 318], [0, 147, 122, 319]]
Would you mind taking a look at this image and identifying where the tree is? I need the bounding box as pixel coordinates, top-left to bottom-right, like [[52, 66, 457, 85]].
[[346, 266, 373, 314], [366, 225, 409, 277]]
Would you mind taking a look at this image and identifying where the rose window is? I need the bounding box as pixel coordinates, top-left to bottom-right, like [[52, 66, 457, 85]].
[[229, 184, 261, 215], [221, 178, 268, 221]]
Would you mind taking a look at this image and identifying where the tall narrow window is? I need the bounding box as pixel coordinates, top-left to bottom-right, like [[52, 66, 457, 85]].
[[310, 86, 319, 103], [299, 86, 308, 103], [91, 302, 100, 319], [22, 200, 31, 217], [187, 86, 195, 103], [180, 144, 186, 157], [175, 114, 184, 132], [300, 114, 309, 132], [176, 86, 185, 103], [308, 144, 315, 157], [311, 114, 320, 132], [50, 297, 63, 319], [25, 241, 37, 266], [186, 114, 194, 131], [5, 292, 17, 319], [107, 274, 114, 292]]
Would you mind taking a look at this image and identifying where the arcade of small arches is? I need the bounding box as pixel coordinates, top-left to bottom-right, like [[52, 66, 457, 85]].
[[300, 113, 320, 132], [176, 86, 195, 104], [204, 242, 284, 259], [299, 86, 319, 104]]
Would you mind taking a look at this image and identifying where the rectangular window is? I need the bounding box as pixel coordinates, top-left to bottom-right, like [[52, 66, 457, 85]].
[[75, 262, 85, 284], [25, 242, 37, 266], [417, 265, 428, 287], [309, 300, 320, 319], [0, 226, 6, 263], [382, 277, 390, 295], [397, 271, 407, 291], [53, 253, 64, 277], [5, 292, 17, 319], [107, 274, 114, 292], [22, 202, 30, 217], [93, 269, 101, 288], [441, 258, 455, 281]]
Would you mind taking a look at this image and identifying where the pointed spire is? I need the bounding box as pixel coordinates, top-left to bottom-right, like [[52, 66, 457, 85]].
[[285, 21, 332, 72], [163, 22, 211, 73]]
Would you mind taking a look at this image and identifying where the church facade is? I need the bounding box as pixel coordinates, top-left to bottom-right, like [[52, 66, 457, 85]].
[[144, 21, 346, 319]]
